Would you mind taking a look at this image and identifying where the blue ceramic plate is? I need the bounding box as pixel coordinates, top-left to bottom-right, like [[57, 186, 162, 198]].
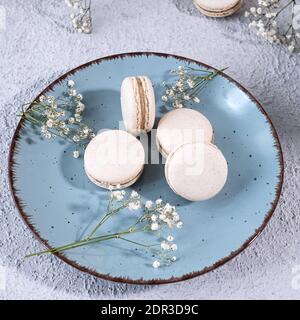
[[9, 53, 283, 284]]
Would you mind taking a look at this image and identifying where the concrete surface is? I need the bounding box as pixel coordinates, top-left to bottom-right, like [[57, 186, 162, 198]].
[[0, 0, 299, 300]]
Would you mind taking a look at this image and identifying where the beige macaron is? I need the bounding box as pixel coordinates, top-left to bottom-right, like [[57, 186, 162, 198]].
[[194, 0, 243, 17], [84, 130, 145, 189], [156, 108, 213, 158], [121, 76, 156, 135], [165, 142, 228, 201]]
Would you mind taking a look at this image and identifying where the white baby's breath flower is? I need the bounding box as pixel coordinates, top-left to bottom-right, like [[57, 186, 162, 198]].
[[151, 214, 157, 222], [170, 243, 177, 251], [171, 256, 177, 262], [67, 79, 75, 87], [183, 95, 190, 101], [167, 235, 174, 242], [68, 89, 77, 96], [46, 119, 53, 128], [161, 241, 170, 251], [156, 199, 162, 206], [111, 191, 124, 201], [164, 203, 172, 213], [245, 0, 299, 54], [145, 200, 153, 209], [173, 214, 180, 222], [161, 95, 168, 102], [75, 114, 82, 122], [128, 200, 141, 211], [73, 150, 80, 158], [68, 117, 75, 124], [288, 45, 295, 53], [130, 190, 139, 198], [166, 89, 174, 97], [43, 132, 52, 139], [152, 260, 160, 268], [176, 221, 183, 229], [76, 94, 83, 101], [193, 97, 200, 103], [41, 125, 47, 133], [39, 95, 46, 102], [187, 79, 195, 88], [151, 222, 160, 231], [47, 95, 55, 104], [76, 102, 85, 112], [72, 135, 80, 142], [173, 101, 183, 109], [159, 214, 166, 221]]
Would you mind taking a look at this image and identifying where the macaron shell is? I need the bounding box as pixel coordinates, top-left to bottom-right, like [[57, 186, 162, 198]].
[[121, 77, 137, 133], [121, 76, 155, 134], [156, 108, 213, 158], [156, 134, 169, 159], [141, 76, 156, 132], [194, 0, 241, 11], [165, 142, 228, 201], [84, 130, 145, 188], [194, 0, 242, 17]]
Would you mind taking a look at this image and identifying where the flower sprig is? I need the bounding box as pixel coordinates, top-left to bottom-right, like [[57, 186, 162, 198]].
[[26, 188, 184, 269], [65, 0, 92, 34], [245, 0, 300, 53], [20, 80, 95, 158], [161, 65, 226, 109]]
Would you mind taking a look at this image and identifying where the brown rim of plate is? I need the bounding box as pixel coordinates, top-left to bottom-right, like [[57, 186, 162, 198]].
[[8, 52, 284, 285]]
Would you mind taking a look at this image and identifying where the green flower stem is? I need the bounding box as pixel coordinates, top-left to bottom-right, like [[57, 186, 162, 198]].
[[180, 67, 227, 97], [118, 237, 158, 249], [86, 202, 129, 239], [26, 228, 141, 258], [185, 66, 214, 73], [273, 0, 294, 19], [21, 113, 41, 125]]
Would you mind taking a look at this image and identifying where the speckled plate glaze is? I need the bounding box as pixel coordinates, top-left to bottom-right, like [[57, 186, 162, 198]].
[[9, 52, 283, 284]]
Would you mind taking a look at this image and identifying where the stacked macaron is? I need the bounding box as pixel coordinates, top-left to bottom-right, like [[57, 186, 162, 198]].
[[194, 0, 243, 17], [84, 74, 227, 201], [84, 76, 156, 190], [157, 108, 227, 201]]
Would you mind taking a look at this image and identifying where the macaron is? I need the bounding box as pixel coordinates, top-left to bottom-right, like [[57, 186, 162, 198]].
[[121, 76, 156, 135], [84, 130, 145, 189], [165, 142, 228, 201], [156, 108, 213, 158], [194, 0, 243, 17]]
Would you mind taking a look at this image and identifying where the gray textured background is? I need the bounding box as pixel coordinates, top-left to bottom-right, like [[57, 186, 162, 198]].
[[0, 0, 299, 300]]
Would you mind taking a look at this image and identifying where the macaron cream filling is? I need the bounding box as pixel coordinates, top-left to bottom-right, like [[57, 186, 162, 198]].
[[121, 76, 155, 134], [135, 77, 150, 131], [85, 167, 144, 189]]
